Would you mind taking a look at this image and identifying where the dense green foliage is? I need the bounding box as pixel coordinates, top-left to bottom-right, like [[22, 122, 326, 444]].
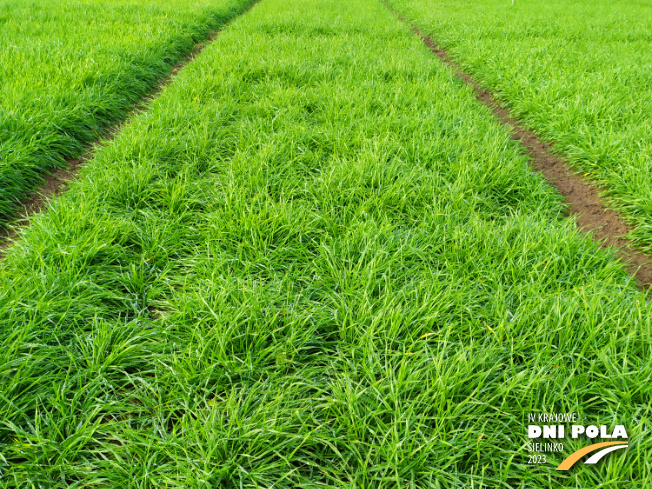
[[1, 0, 650, 487], [387, 0, 652, 252], [0, 0, 253, 225]]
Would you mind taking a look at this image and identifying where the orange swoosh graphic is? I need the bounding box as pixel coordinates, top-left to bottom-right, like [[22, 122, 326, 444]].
[[556, 441, 628, 470]]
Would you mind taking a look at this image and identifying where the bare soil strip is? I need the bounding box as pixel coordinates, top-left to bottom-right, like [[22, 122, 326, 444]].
[[392, 14, 652, 291], [0, 0, 261, 253]]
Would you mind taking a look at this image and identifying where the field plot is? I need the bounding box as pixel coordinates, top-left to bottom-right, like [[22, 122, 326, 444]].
[[1, 0, 651, 487], [387, 0, 652, 253], [0, 0, 253, 226]]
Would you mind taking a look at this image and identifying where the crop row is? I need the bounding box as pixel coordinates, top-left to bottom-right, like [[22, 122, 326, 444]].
[[0, 0, 254, 225], [388, 0, 652, 253]]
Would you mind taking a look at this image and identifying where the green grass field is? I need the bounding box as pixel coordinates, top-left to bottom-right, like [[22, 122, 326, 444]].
[[387, 0, 652, 253], [0, 0, 253, 226], [1, 0, 650, 487]]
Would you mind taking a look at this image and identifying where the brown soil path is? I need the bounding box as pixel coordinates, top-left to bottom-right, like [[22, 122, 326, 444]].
[[0, 0, 262, 253], [390, 10, 652, 292]]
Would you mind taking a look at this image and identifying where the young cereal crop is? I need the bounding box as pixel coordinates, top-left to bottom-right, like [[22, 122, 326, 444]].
[[386, 0, 652, 253], [0, 0, 254, 227], [0, 0, 650, 487]]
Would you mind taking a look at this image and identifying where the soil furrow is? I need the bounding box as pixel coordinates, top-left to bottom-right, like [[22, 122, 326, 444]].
[[0, 0, 261, 253], [392, 12, 652, 292]]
